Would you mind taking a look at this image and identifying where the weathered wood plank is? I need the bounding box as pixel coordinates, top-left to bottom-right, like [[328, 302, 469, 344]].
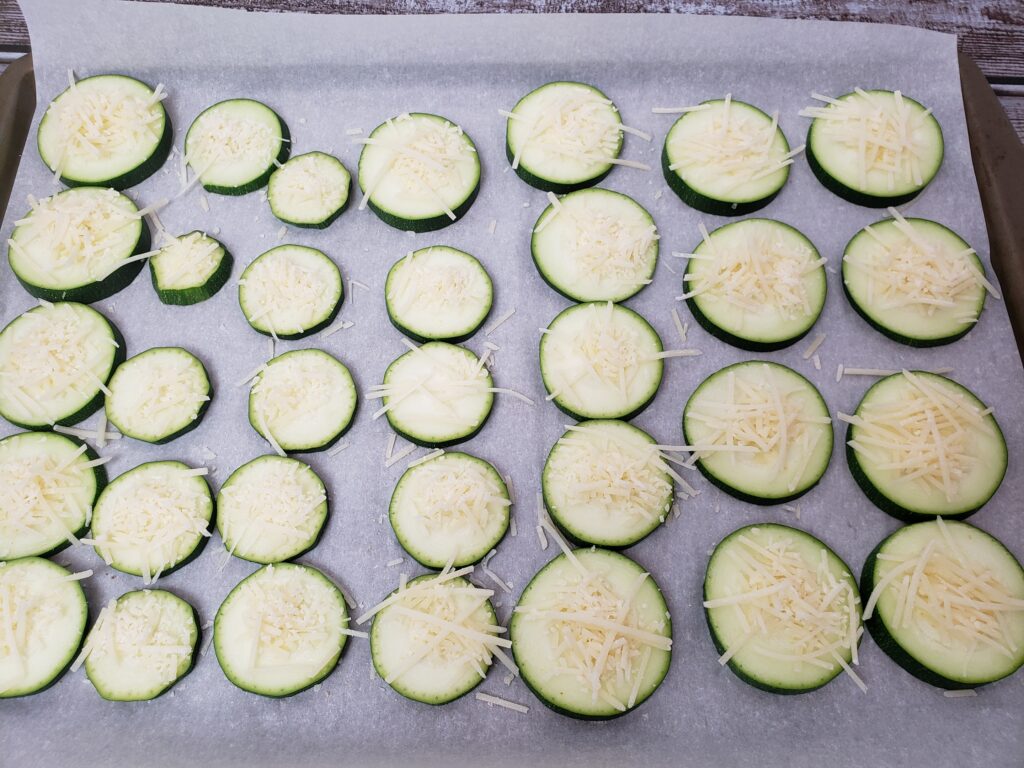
[[2, 0, 1023, 81]]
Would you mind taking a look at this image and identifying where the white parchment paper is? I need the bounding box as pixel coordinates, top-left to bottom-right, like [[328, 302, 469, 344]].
[[2, 2, 1022, 766]]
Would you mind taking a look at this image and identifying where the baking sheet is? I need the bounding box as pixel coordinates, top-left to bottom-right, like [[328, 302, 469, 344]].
[[2, 2, 1023, 766]]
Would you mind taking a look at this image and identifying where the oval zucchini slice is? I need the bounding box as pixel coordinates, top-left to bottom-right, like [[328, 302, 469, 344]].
[[248, 349, 357, 454], [862, 519, 1024, 689], [90, 460, 214, 580], [357, 113, 480, 232], [37, 73, 171, 190], [369, 572, 504, 705], [542, 420, 673, 548], [842, 215, 991, 346], [0, 301, 123, 430], [217, 455, 329, 564], [389, 451, 509, 568], [845, 371, 1006, 521], [540, 301, 663, 421], [511, 548, 672, 719], [184, 98, 290, 195], [149, 230, 233, 306], [531, 188, 658, 303], [268, 151, 351, 229], [505, 81, 625, 193], [683, 361, 833, 504], [0, 557, 89, 698], [385, 246, 493, 343], [377, 342, 494, 448], [238, 244, 343, 340], [8, 187, 151, 303], [83, 589, 199, 701], [683, 218, 826, 351], [105, 346, 212, 444], [804, 89, 943, 207], [0, 431, 106, 559], [662, 97, 793, 216], [704, 523, 863, 694], [214, 562, 351, 697]]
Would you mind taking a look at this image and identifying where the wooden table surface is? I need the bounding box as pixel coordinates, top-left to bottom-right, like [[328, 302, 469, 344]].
[[1, 0, 1022, 139]]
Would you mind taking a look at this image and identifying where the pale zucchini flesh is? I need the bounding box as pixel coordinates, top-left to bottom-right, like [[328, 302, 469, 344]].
[[268, 151, 351, 228], [149, 231, 233, 306]]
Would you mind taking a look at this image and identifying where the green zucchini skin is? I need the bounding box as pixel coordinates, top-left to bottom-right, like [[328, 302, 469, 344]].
[[388, 414, 489, 451], [283, 197, 349, 230], [503, 138, 612, 195], [839, 279, 971, 348], [201, 111, 291, 197], [805, 135, 923, 209], [145, 383, 213, 446], [246, 397, 358, 454], [245, 299, 342, 342], [684, 290, 817, 353], [385, 313, 486, 346], [57, 116, 173, 192], [151, 242, 234, 306], [661, 141, 780, 217], [13, 220, 151, 305], [366, 182, 479, 234], [543, 377, 658, 424]]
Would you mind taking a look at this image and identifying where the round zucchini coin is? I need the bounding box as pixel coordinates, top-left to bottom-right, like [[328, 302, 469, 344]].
[[805, 89, 943, 207], [0, 431, 105, 559], [683, 219, 826, 351], [540, 301, 664, 421], [505, 81, 624, 193], [8, 187, 150, 303], [214, 562, 351, 697], [149, 231, 233, 306], [0, 557, 89, 698], [511, 548, 672, 719], [531, 188, 658, 303], [37, 73, 171, 190], [704, 523, 862, 694], [662, 97, 793, 216], [683, 361, 833, 504], [268, 151, 351, 229], [862, 519, 1024, 689], [845, 371, 1006, 521]]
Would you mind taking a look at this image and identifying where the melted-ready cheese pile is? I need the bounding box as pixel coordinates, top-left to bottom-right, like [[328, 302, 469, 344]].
[[186, 110, 279, 177], [509, 86, 623, 169], [864, 519, 1024, 670], [841, 371, 996, 503], [704, 530, 863, 689], [113, 354, 207, 423], [682, 224, 825, 319], [687, 365, 831, 493], [845, 210, 997, 320], [407, 459, 509, 536], [387, 251, 488, 318], [801, 89, 932, 191], [240, 251, 335, 336], [152, 233, 221, 288]]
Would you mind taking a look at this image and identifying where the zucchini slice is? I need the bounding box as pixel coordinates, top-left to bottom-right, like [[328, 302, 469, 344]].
[[357, 113, 479, 232], [0, 431, 105, 559], [662, 97, 794, 216], [803, 89, 943, 207], [844, 371, 1006, 521], [37, 73, 171, 190], [376, 342, 494, 448], [214, 562, 351, 697], [842, 214, 992, 346], [389, 452, 509, 568], [82, 589, 199, 701], [542, 420, 673, 548], [238, 244, 343, 340], [90, 461, 213, 581], [184, 98, 290, 196], [862, 519, 1024, 689], [683, 361, 833, 504], [385, 246, 493, 343], [0, 557, 88, 698], [682, 219, 826, 351], [511, 548, 672, 719], [105, 346, 212, 444], [505, 81, 626, 193], [149, 231, 233, 306], [532, 188, 658, 303], [540, 301, 663, 421], [268, 151, 350, 228], [367, 571, 506, 705], [0, 302, 123, 430], [217, 455, 328, 564], [704, 523, 863, 694], [8, 187, 151, 303], [248, 349, 357, 454]]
